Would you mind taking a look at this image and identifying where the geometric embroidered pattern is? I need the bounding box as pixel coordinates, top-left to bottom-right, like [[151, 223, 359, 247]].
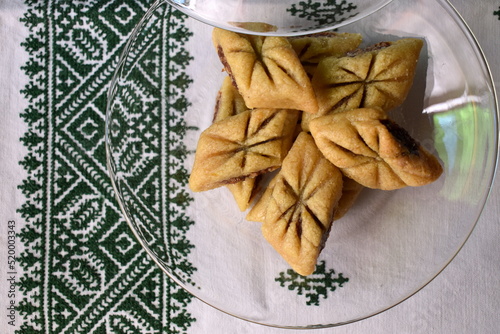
[[106, 2, 196, 286], [275, 261, 349, 306], [286, 0, 359, 29], [18, 1, 195, 333]]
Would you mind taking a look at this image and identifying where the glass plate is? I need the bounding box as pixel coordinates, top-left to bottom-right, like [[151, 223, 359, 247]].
[[105, 0, 498, 328], [166, 0, 393, 36]]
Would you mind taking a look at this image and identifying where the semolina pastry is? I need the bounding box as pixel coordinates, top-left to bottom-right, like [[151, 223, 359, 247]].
[[289, 32, 362, 77], [229, 21, 278, 33], [309, 108, 443, 190], [245, 175, 278, 222], [189, 108, 299, 192], [334, 176, 364, 220], [302, 38, 423, 131], [261, 132, 343, 276], [212, 28, 319, 114], [213, 77, 259, 210], [226, 176, 263, 212], [248, 167, 360, 223], [213, 76, 249, 123], [189, 31, 439, 276]]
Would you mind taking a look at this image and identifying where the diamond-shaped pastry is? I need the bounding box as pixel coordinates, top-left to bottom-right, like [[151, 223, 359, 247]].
[[310, 108, 443, 190], [302, 38, 423, 131], [212, 28, 319, 114], [245, 175, 277, 222], [225, 176, 263, 212], [212, 77, 259, 211], [334, 176, 364, 220], [213, 76, 249, 123], [249, 174, 363, 222], [289, 32, 362, 77], [261, 132, 343, 276], [189, 108, 299, 192]]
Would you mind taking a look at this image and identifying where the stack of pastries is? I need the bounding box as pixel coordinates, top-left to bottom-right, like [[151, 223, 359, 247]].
[[188, 28, 443, 276]]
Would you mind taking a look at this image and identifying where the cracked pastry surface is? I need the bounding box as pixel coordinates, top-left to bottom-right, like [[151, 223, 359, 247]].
[[302, 38, 423, 131], [261, 132, 343, 276], [189, 108, 299, 192], [212, 28, 319, 114], [309, 108, 443, 190]]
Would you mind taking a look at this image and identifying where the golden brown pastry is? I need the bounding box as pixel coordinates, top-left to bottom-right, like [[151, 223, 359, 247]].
[[213, 76, 249, 123], [229, 22, 278, 33], [226, 176, 262, 211], [212, 28, 319, 114], [189, 108, 299, 192], [261, 132, 343, 276], [247, 167, 361, 222], [302, 38, 423, 131], [245, 176, 277, 222], [334, 176, 364, 220], [213, 77, 259, 211], [309, 108, 443, 190], [289, 32, 362, 77]]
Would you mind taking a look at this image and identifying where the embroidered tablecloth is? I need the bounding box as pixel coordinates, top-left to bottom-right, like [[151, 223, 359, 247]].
[[1, 0, 499, 333]]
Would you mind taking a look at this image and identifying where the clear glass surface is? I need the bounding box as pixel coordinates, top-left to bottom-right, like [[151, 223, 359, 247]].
[[166, 0, 393, 36], [106, 0, 498, 328]]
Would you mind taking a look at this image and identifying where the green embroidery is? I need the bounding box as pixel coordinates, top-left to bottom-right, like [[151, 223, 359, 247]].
[[275, 261, 349, 306], [494, 6, 500, 20], [18, 1, 195, 333], [287, 0, 358, 29]]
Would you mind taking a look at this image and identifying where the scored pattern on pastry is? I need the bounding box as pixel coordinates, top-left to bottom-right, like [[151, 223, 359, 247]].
[[212, 28, 319, 114], [310, 108, 443, 190], [261, 132, 343, 276], [225, 176, 263, 212], [289, 32, 362, 77], [245, 175, 277, 222], [213, 76, 249, 123], [213, 77, 259, 211], [189, 108, 299, 192], [334, 176, 364, 220], [302, 38, 423, 131]]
